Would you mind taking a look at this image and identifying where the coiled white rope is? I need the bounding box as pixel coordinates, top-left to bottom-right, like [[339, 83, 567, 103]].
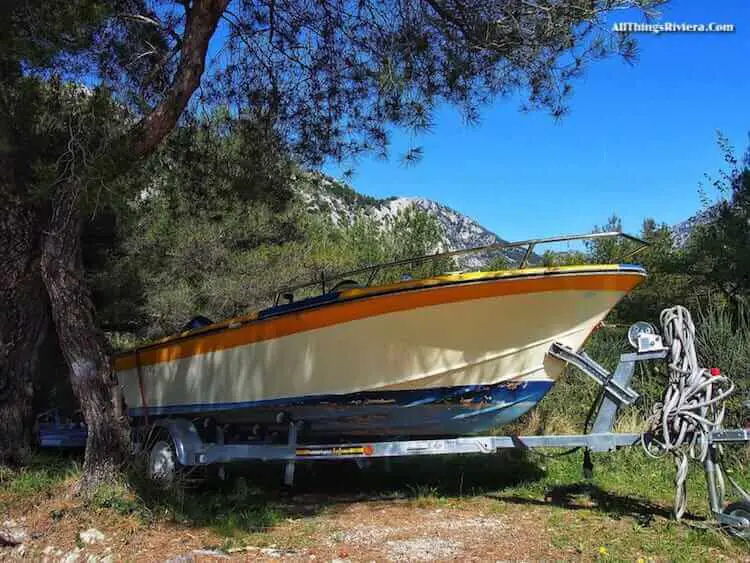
[[641, 305, 735, 520]]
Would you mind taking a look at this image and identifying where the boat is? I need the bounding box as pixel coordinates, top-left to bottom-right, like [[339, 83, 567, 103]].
[[113, 232, 647, 441]]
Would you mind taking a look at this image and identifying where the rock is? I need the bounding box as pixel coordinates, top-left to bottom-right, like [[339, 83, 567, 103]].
[[163, 557, 193, 563], [297, 172, 532, 268], [191, 550, 229, 559], [0, 519, 27, 546], [78, 528, 105, 545], [225, 546, 260, 554], [260, 547, 299, 558], [164, 551, 231, 563], [42, 546, 65, 563], [61, 547, 83, 563]]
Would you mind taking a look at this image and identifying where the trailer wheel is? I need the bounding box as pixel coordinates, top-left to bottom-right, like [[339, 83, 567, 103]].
[[723, 501, 750, 540], [147, 429, 182, 485]]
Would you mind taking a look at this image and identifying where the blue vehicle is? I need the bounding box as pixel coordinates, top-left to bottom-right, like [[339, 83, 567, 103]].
[[35, 409, 87, 449]]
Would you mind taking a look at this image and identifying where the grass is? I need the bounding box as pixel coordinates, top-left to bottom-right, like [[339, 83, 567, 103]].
[[2, 445, 748, 559], [0, 452, 80, 512], [489, 448, 749, 560]]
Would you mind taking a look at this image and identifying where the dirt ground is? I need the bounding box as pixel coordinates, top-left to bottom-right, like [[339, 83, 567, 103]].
[[2, 486, 748, 562], [1, 496, 596, 561], [3, 450, 750, 562]]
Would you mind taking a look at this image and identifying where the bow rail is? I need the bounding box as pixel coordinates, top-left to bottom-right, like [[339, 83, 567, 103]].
[[273, 231, 648, 306]]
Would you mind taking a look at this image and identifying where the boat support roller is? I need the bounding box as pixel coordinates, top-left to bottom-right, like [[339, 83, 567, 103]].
[[547, 341, 667, 410]]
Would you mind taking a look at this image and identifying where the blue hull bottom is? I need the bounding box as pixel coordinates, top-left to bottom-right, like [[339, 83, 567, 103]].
[[132, 380, 555, 439]]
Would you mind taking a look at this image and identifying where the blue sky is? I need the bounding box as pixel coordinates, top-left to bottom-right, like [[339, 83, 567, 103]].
[[324, 1, 749, 241]]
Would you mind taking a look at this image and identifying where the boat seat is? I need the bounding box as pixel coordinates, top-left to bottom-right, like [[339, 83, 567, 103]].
[[330, 279, 363, 293], [181, 315, 215, 332]]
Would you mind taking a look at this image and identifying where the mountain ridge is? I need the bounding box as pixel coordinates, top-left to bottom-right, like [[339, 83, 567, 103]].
[[297, 171, 715, 260], [670, 205, 719, 247], [296, 172, 530, 266]]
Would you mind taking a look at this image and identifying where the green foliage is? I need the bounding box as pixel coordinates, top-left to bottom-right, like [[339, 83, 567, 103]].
[[102, 194, 306, 339], [87, 112, 298, 337], [512, 327, 633, 435], [90, 482, 145, 516], [320, 177, 384, 209], [540, 249, 590, 267], [0, 0, 110, 76], [211, 0, 663, 164], [610, 135, 750, 324], [686, 137, 750, 304], [519, 300, 750, 437], [296, 205, 451, 292], [7, 0, 665, 174], [95, 118, 449, 342], [1, 77, 126, 203], [694, 298, 750, 427], [5, 450, 749, 559], [0, 453, 80, 496], [614, 218, 694, 323], [586, 215, 639, 263], [485, 254, 511, 271]]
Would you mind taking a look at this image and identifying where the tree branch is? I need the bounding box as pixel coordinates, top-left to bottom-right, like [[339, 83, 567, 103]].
[[126, 0, 230, 158]]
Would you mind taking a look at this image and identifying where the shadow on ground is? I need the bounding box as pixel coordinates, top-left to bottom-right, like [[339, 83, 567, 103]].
[[488, 482, 694, 526], [120, 449, 687, 537], [121, 449, 546, 532], [11, 448, 693, 542]]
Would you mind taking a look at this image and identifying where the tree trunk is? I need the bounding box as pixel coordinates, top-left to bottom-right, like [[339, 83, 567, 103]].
[[35, 0, 228, 491], [40, 188, 130, 491], [0, 192, 49, 466]]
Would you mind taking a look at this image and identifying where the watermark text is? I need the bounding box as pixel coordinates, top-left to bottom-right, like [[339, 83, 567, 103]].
[[612, 22, 735, 34]]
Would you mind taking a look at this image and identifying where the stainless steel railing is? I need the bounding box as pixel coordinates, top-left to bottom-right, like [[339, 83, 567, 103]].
[[273, 231, 648, 306]]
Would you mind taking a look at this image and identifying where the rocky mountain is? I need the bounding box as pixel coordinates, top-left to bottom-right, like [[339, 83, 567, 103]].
[[298, 171, 732, 257], [296, 172, 533, 267], [670, 205, 719, 247]]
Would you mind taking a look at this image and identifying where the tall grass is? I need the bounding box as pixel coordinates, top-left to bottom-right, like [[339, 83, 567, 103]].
[[695, 297, 750, 427]]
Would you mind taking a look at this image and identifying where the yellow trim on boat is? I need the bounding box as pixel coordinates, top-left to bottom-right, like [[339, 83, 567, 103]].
[[141, 311, 261, 347], [338, 264, 624, 300]]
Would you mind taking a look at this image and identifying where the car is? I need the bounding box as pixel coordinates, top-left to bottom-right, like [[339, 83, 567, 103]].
[[35, 408, 87, 449]]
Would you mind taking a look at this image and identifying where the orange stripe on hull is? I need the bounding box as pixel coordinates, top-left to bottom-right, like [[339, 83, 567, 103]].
[[113, 271, 644, 371]]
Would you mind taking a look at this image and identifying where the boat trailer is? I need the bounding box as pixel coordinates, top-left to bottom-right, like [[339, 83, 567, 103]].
[[137, 307, 750, 538]]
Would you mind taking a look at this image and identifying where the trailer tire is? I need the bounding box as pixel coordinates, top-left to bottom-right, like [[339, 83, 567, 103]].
[[147, 429, 183, 486], [724, 501, 750, 540]]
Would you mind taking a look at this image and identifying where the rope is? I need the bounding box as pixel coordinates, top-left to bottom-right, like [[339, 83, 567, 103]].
[[641, 305, 735, 520]]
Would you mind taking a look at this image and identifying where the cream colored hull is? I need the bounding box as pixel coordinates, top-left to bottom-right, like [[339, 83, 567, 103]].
[[116, 284, 628, 413]]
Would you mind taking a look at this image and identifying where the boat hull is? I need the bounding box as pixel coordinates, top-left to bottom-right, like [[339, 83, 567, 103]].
[[133, 380, 554, 439], [114, 266, 645, 437]]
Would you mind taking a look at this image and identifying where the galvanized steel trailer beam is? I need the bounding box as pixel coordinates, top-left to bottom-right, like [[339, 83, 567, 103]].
[[191, 431, 643, 466], [134, 333, 750, 536]]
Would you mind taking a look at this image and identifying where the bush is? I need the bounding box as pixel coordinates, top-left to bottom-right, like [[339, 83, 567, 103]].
[[695, 297, 750, 427]]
